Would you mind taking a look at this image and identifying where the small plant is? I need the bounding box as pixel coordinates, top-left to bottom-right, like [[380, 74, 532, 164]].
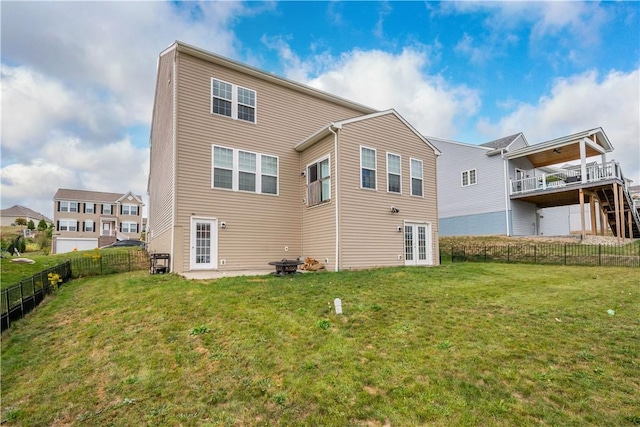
[[437, 340, 452, 350], [48, 273, 62, 291], [317, 319, 331, 330], [189, 325, 210, 335], [371, 304, 383, 311], [274, 393, 286, 405]]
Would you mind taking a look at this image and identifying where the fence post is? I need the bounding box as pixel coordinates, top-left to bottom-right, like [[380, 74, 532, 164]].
[[484, 245, 487, 263], [598, 244, 602, 266], [564, 244, 567, 265], [534, 245, 537, 264], [19, 282, 25, 319], [128, 252, 132, 272], [507, 245, 510, 263], [4, 288, 10, 329]]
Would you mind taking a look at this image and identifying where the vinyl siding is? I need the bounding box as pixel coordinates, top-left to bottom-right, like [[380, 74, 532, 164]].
[[300, 135, 336, 268], [147, 50, 176, 255], [511, 200, 538, 235], [337, 114, 439, 268], [432, 140, 506, 221], [171, 52, 368, 272], [439, 211, 507, 236]]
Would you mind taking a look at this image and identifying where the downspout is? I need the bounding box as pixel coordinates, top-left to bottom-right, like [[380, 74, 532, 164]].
[[328, 124, 341, 272], [502, 149, 511, 236]]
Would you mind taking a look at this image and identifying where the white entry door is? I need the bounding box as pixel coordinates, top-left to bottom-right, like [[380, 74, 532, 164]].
[[190, 218, 218, 270], [404, 222, 432, 266]]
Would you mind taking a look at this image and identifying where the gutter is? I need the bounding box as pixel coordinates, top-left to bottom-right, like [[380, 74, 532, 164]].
[[328, 123, 342, 271], [502, 148, 511, 236]]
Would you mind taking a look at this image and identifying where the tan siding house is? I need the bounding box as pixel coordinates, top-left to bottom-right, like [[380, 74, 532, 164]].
[[52, 189, 144, 254], [147, 41, 440, 274]]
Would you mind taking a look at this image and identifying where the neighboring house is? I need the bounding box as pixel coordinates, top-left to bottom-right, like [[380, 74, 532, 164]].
[[52, 189, 145, 254], [431, 128, 640, 239], [147, 41, 441, 274], [0, 205, 52, 227]]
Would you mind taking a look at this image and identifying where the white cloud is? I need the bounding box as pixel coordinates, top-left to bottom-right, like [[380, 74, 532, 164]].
[[477, 69, 640, 183], [267, 43, 480, 138], [1, 135, 149, 219]]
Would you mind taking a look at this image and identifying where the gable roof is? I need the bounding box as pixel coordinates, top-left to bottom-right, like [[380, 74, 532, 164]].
[[480, 133, 523, 150], [295, 109, 441, 155], [53, 189, 144, 204], [168, 41, 377, 116], [0, 205, 52, 222]]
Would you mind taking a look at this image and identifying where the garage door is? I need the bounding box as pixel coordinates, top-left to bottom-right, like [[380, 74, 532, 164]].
[[56, 238, 98, 254]]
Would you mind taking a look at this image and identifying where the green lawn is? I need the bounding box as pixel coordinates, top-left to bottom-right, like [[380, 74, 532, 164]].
[[1, 264, 639, 426]]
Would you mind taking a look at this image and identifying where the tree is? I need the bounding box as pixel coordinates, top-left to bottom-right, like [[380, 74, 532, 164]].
[[37, 219, 48, 231], [27, 220, 36, 230], [14, 218, 27, 227]]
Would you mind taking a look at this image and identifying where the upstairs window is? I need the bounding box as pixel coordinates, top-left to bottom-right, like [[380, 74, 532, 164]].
[[211, 78, 256, 123], [307, 157, 331, 206], [59, 201, 78, 213], [85, 203, 95, 214], [462, 169, 477, 187], [361, 147, 377, 190], [122, 204, 138, 216], [387, 153, 401, 194], [102, 204, 113, 215], [411, 158, 423, 197], [212, 145, 278, 195]]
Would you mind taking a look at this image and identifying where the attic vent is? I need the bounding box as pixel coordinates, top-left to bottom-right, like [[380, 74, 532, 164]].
[[127, 195, 133, 201]]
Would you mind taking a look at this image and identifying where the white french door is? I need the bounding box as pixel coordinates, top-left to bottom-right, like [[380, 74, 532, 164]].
[[404, 222, 432, 266], [190, 218, 218, 270]]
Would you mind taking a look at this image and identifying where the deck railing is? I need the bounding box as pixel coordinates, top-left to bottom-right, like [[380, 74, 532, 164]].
[[510, 161, 623, 195]]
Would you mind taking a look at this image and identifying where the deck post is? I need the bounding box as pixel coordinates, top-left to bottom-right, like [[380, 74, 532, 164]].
[[613, 182, 622, 242], [589, 195, 597, 236], [579, 188, 586, 240]]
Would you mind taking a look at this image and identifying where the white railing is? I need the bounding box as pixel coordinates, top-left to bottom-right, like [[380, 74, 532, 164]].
[[100, 230, 116, 237], [511, 161, 622, 195]]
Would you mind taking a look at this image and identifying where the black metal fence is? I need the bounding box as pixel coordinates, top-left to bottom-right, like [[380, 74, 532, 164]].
[[1, 251, 149, 332], [441, 243, 640, 267]]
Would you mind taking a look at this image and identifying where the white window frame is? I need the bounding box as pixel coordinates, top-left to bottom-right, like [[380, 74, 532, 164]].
[[211, 145, 278, 195], [122, 204, 138, 216], [121, 222, 138, 233], [85, 203, 95, 214], [462, 168, 477, 187], [360, 146, 377, 190], [102, 204, 112, 215], [59, 219, 77, 232], [410, 158, 423, 197], [211, 78, 257, 124], [84, 220, 94, 232], [386, 152, 402, 194], [307, 156, 331, 207], [60, 201, 78, 213]]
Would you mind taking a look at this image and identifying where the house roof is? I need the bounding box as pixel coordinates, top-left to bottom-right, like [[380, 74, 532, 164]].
[[505, 127, 613, 167], [294, 109, 441, 155], [480, 133, 523, 150], [167, 41, 378, 116], [53, 189, 144, 204], [0, 205, 52, 222]]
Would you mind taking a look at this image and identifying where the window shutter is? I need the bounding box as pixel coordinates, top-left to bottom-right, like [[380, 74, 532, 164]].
[[57, 202, 61, 212], [119, 223, 122, 232], [120, 204, 123, 215], [77, 221, 80, 232], [101, 204, 103, 214], [56, 220, 60, 231], [83, 203, 86, 213], [82, 222, 85, 232]]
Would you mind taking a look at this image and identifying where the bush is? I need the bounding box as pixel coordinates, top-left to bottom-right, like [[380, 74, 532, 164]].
[[27, 220, 35, 230], [37, 219, 48, 231]]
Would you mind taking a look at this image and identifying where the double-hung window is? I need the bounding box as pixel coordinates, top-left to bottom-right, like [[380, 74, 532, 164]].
[[84, 220, 94, 232], [361, 147, 377, 190], [212, 146, 278, 195], [307, 157, 331, 206], [211, 78, 256, 123], [102, 204, 112, 215], [59, 219, 77, 232], [411, 159, 423, 197], [238, 151, 257, 192], [387, 153, 401, 193], [122, 204, 138, 215], [85, 203, 95, 214], [121, 222, 138, 233], [59, 201, 78, 212], [461, 169, 477, 187]]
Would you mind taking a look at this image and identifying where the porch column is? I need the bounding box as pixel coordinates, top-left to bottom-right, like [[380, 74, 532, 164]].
[[589, 194, 597, 236], [613, 182, 622, 242], [579, 188, 586, 240], [599, 203, 607, 236], [580, 138, 587, 184]]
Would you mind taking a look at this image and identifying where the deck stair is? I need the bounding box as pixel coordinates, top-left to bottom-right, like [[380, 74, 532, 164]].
[[595, 185, 640, 238]]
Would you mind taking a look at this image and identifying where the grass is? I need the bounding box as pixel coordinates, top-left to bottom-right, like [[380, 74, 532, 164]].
[[1, 263, 639, 426], [0, 247, 144, 289]]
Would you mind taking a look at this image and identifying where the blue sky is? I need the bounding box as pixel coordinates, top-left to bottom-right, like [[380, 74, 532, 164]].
[[1, 1, 639, 219]]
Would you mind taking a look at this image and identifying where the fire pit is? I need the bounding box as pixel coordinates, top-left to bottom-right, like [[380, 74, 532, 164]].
[[268, 259, 303, 276]]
